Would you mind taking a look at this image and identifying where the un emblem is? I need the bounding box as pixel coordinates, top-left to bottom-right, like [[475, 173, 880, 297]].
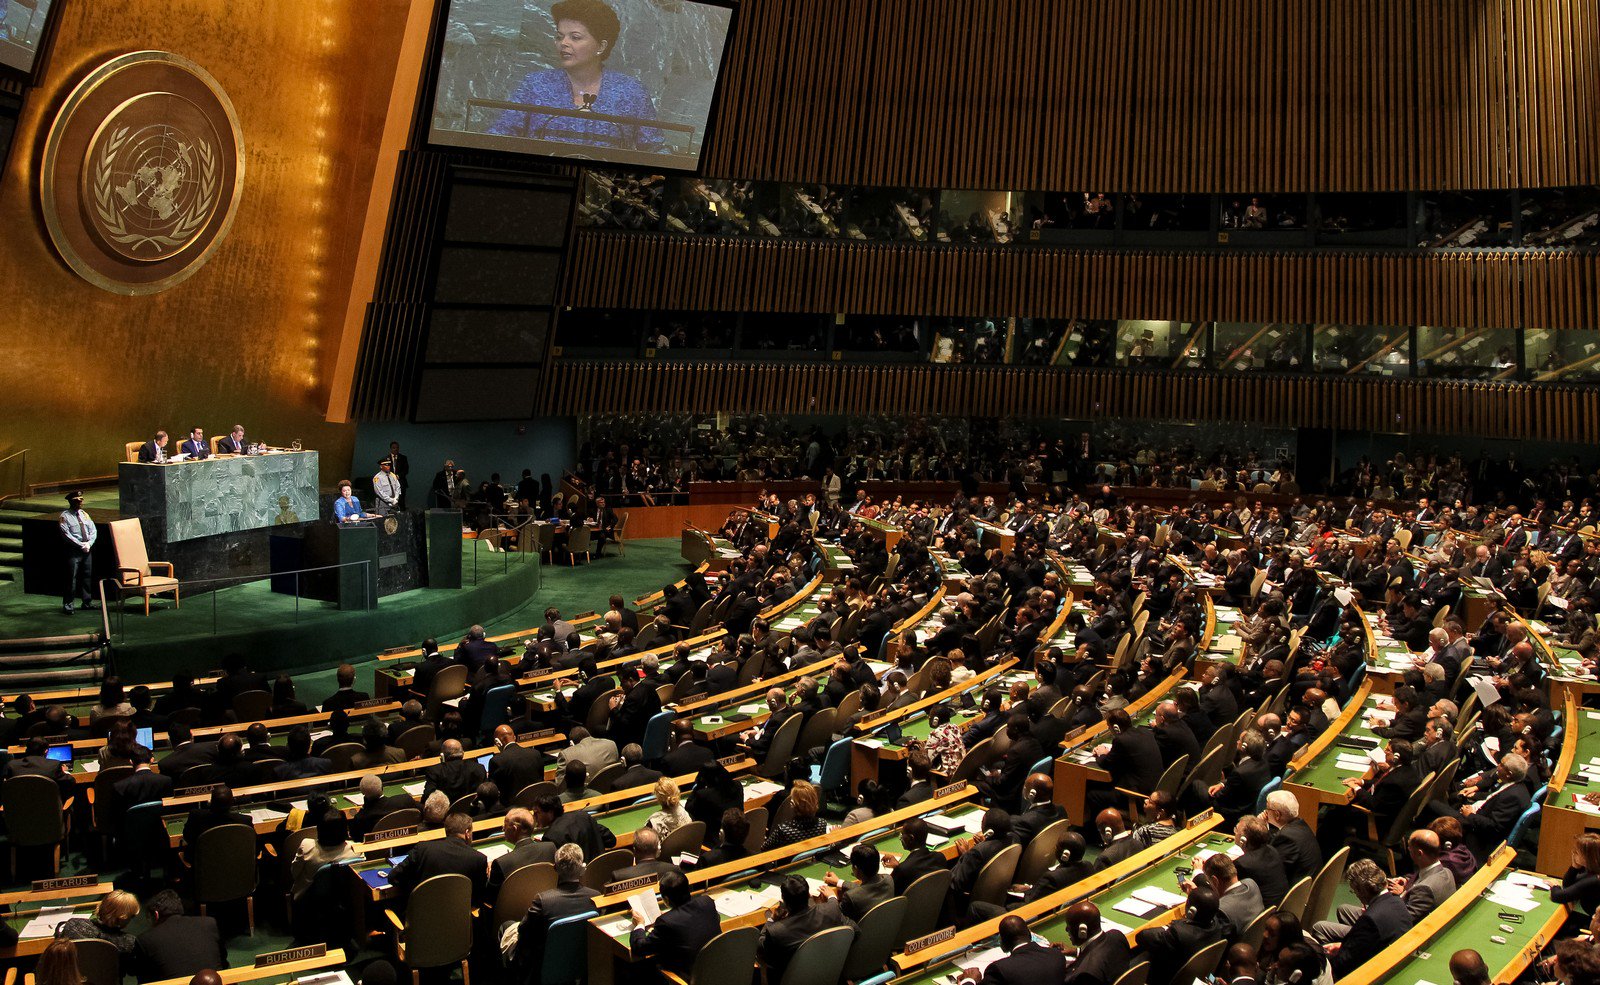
[[41, 52, 244, 295]]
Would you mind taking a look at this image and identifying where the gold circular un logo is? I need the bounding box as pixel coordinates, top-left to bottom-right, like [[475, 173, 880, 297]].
[[41, 52, 244, 295]]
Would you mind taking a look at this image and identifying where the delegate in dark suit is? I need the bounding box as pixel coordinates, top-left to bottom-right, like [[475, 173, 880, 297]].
[[134, 912, 227, 982], [489, 742, 550, 800], [489, 837, 556, 896], [757, 899, 856, 984], [1269, 818, 1323, 882], [978, 940, 1067, 985], [515, 880, 603, 974], [386, 835, 488, 902], [423, 756, 487, 804], [629, 895, 720, 979], [890, 846, 950, 895], [1329, 892, 1412, 977], [1095, 726, 1163, 794], [1063, 929, 1131, 985]]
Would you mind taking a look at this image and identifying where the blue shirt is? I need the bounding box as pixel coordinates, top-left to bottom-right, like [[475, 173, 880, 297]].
[[334, 496, 365, 521], [487, 68, 663, 152]]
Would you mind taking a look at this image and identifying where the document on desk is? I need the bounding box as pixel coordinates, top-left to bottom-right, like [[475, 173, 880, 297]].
[[628, 890, 661, 927], [1130, 886, 1187, 909], [1111, 896, 1162, 918], [744, 780, 784, 800], [401, 781, 426, 797], [19, 907, 79, 939]]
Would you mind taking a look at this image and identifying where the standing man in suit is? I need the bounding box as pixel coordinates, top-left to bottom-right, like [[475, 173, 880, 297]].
[[385, 441, 410, 508], [1319, 859, 1414, 976], [387, 812, 488, 903], [1060, 902, 1131, 985], [423, 740, 488, 804], [59, 491, 97, 616], [179, 427, 210, 459], [513, 843, 602, 974], [956, 914, 1066, 984], [216, 425, 247, 455], [137, 430, 170, 463], [628, 869, 719, 981]]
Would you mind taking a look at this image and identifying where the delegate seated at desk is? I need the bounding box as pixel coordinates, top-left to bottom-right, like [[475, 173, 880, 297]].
[[180, 427, 210, 460], [333, 480, 373, 523]]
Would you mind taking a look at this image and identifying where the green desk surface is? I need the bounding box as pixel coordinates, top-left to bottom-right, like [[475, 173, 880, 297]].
[[895, 833, 1232, 985], [690, 663, 890, 735], [1553, 708, 1600, 810], [1291, 695, 1388, 795], [773, 599, 827, 632], [1368, 871, 1562, 985], [857, 518, 901, 534], [1084, 835, 1234, 931], [5, 902, 97, 941]]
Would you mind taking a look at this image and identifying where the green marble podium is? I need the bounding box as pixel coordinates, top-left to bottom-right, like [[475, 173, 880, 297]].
[[119, 451, 320, 543]]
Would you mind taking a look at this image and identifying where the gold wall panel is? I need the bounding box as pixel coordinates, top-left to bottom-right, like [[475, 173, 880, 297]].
[[0, 0, 411, 486]]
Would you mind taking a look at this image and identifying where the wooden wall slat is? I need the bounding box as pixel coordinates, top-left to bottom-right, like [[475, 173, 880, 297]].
[[562, 231, 1600, 330], [694, 0, 1600, 191]]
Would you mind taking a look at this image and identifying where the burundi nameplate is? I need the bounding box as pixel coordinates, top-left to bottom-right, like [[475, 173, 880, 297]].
[[40, 50, 245, 295]]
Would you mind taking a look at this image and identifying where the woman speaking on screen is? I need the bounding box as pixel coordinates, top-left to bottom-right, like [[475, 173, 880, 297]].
[[487, 0, 664, 153]]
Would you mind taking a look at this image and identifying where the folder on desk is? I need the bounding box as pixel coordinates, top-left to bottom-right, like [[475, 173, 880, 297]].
[[358, 867, 393, 891]]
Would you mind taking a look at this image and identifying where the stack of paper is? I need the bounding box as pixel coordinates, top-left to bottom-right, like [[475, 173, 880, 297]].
[[401, 781, 425, 797], [1334, 754, 1374, 773], [1130, 886, 1187, 909], [744, 780, 784, 800], [1485, 878, 1540, 913], [247, 808, 290, 825], [480, 843, 514, 862], [19, 906, 78, 939], [1111, 896, 1162, 918]]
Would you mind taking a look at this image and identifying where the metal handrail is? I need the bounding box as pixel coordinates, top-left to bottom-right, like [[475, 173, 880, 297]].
[[0, 448, 27, 501], [103, 558, 376, 642]]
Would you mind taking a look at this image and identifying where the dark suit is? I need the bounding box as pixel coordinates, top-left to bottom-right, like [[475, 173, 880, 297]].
[[1213, 757, 1273, 820], [1011, 803, 1068, 847], [4, 755, 75, 799], [489, 744, 550, 800], [179, 438, 209, 459], [1235, 844, 1290, 906], [890, 846, 950, 895], [136, 440, 166, 463], [1329, 892, 1412, 977], [1462, 781, 1532, 855], [216, 435, 246, 454], [387, 836, 488, 902], [748, 706, 800, 759], [350, 793, 417, 840], [113, 769, 174, 809], [1153, 720, 1201, 770], [156, 741, 217, 779], [181, 808, 251, 850], [455, 637, 501, 675], [629, 895, 720, 978], [134, 915, 226, 982], [423, 757, 487, 804], [1269, 818, 1322, 882], [321, 687, 371, 713], [838, 873, 894, 920], [489, 837, 556, 896], [1062, 929, 1131, 985], [515, 881, 603, 973], [1095, 727, 1163, 794], [1135, 911, 1231, 985], [757, 900, 856, 985], [979, 940, 1066, 985], [543, 808, 617, 861], [409, 654, 449, 701], [611, 764, 664, 792]]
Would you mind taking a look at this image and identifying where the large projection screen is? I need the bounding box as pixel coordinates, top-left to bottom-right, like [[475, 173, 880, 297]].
[[429, 0, 735, 172]]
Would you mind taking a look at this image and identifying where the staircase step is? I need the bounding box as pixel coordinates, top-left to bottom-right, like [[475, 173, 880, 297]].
[[0, 649, 101, 669], [0, 666, 102, 689], [0, 633, 101, 654], [0, 536, 21, 550], [0, 552, 21, 565]]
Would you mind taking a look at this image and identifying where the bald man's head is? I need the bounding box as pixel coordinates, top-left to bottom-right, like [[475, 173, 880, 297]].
[[1065, 901, 1101, 944], [1448, 950, 1490, 985], [189, 972, 223, 985], [1095, 808, 1125, 842], [441, 739, 463, 760], [1409, 828, 1442, 861], [494, 724, 516, 747]]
